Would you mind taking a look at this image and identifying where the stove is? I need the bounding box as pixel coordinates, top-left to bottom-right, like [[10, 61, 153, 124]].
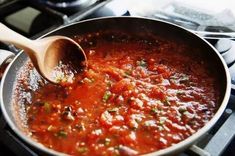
[[0, 0, 111, 39], [0, 0, 235, 155]]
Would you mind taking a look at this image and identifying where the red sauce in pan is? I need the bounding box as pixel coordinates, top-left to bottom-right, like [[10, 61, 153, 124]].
[[17, 32, 220, 155]]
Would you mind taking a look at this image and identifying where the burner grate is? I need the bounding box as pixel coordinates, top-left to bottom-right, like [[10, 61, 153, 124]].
[[0, 0, 110, 38]]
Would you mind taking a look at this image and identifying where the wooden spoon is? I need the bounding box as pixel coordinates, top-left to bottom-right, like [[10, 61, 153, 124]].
[[0, 23, 87, 84]]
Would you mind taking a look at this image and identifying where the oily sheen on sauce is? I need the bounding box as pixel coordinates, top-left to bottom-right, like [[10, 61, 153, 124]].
[[14, 31, 221, 156]]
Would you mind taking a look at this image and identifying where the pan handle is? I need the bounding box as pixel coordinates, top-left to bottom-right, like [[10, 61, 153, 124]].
[[0, 49, 15, 79], [190, 30, 235, 40]]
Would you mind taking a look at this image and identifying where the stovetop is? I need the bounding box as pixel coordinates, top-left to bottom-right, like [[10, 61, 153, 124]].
[[0, 0, 111, 38], [0, 0, 235, 155]]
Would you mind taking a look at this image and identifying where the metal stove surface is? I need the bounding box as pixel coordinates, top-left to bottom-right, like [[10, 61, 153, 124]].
[[0, 0, 235, 155], [0, 0, 110, 38]]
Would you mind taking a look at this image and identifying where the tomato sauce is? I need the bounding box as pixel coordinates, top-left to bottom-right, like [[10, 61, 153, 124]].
[[15, 31, 221, 155]]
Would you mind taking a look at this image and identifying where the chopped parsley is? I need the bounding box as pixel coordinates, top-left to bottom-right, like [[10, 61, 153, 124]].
[[44, 102, 51, 113], [103, 91, 112, 102], [136, 59, 147, 67], [55, 130, 67, 138]]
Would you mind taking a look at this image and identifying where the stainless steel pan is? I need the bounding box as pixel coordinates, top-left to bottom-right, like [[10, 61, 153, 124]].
[[0, 17, 231, 155]]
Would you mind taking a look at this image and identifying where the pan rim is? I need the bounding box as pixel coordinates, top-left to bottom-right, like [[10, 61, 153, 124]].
[[0, 16, 232, 156]]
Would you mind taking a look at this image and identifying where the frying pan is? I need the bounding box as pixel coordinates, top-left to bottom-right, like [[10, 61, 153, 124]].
[[0, 17, 231, 155]]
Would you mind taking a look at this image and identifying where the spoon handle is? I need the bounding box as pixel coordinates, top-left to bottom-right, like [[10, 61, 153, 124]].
[[0, 23, 34, 51]]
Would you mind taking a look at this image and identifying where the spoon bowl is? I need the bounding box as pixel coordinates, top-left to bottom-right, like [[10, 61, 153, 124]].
[[0, 23, 87, 84]]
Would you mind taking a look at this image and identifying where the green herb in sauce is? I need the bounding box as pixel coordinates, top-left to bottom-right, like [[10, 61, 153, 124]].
[[104, 138, 111, 146], [44, 102, 51, 113], [159, 117, 167, 125], [103, 91, 112, 102], [76, 147, 88, 153], [150, 108, 158, 114], [55, 130, 67, 138], [136, 59, 147, 67]]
